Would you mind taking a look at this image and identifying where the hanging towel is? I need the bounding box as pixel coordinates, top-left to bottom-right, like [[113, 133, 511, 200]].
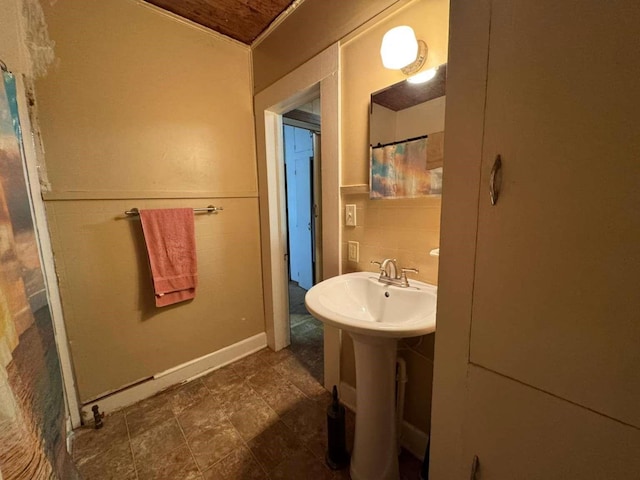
[[139, 208, 197, 307]]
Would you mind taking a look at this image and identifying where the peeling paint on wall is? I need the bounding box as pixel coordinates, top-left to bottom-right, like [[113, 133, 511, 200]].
[[12, 0, 54, 191], [21, 77, 51, 192], [20, 0, 55, 79]]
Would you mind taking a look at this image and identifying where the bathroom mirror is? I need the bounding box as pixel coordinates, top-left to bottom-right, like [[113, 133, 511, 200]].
[[369, 64, 446, 198]]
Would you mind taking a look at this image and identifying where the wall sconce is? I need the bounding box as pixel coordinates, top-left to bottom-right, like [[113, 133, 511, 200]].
[[380, 26, 427, 76]]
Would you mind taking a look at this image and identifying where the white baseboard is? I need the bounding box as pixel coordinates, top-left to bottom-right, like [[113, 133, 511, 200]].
[[339, 381, 429, 461], [81, 333, 267, 419], [401, 421, 429, 461]]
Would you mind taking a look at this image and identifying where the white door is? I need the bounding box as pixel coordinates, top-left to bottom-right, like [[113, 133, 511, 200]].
[[283, 125, 314, 290], [294, 154, 313, 290]]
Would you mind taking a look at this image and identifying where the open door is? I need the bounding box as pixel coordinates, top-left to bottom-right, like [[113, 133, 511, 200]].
[[312, 132, 322, 284], [283, 124, 316, 290]]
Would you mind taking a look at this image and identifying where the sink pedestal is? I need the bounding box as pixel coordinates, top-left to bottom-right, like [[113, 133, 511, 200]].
[[349, 332, 399, 480]]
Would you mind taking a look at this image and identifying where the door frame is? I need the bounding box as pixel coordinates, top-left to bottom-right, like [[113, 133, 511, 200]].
[[254, 44, 341, 391], [429, 0, 492, 476], [311, 132, 323, 284]]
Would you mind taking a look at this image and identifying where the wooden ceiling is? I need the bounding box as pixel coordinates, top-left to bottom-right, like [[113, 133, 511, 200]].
[[146, 0, 297, 45]]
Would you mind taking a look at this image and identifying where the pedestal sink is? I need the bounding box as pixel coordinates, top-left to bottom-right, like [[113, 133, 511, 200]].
[[305, 272, 437, 480]]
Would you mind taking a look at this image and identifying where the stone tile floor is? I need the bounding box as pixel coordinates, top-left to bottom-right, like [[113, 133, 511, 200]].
[[72, 283, 422, 479]]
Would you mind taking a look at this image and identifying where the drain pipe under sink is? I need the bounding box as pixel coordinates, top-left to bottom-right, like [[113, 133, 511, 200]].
[[396, 357, 408, 455]]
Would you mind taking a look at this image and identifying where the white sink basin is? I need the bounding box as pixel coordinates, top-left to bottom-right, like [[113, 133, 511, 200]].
[[304, 271, 437, 338]]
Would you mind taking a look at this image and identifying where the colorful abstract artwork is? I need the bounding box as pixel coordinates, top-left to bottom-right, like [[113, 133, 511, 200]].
[[370, 134, 444, 199], [0, 71, 79, 479]]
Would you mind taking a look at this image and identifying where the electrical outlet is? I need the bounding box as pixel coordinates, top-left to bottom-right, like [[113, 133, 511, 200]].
[[345, 204, 357, 226], [348, 241, 359, 262]]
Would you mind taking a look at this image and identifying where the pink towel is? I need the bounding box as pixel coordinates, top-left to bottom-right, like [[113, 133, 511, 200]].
[[139, 208, 197, 307]]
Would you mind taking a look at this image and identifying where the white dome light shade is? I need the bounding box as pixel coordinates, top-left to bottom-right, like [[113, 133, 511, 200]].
[[380, 26, 419, 70]]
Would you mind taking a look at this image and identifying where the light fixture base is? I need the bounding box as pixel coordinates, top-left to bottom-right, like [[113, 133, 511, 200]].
[[401, 40, 428, 76]]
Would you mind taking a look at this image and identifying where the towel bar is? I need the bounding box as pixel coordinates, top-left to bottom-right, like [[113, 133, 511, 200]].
[[124, 205, 223, 216]]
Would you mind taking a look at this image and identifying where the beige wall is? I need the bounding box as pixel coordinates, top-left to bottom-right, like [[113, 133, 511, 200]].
[[397, 96, 446, 139], [0, 0, 28, 74], [371, 96, 447, 148], [252, 0, 402, 93], [47, 198, 263, 401], [370, 104, 397, 146], [339, 0, 449, 434], [37, 1, 256, 196], [36, 0, 263, 401]]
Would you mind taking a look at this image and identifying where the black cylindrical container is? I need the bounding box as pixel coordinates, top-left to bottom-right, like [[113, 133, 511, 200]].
[[420, 436, 430, 480], [326, 385, 350, 470]]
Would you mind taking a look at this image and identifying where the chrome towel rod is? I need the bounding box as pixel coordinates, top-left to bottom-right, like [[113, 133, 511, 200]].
[[125, 205, 223, 216]]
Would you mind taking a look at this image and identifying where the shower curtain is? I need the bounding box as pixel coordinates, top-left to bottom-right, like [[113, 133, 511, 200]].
[[0, 69, 80, 479], [370, 135, 443, 199]]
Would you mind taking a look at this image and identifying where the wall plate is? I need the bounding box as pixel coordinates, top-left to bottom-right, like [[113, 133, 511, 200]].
[[345, 204, 357, 226], [348, 241, 359, 262]]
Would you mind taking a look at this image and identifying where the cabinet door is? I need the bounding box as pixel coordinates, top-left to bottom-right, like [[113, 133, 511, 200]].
[[463, 366, 640, 479], [470, 0, 640, 427]]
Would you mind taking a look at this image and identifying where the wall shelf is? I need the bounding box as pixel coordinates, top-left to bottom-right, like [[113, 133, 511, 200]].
[[340, 184, 369, 195]]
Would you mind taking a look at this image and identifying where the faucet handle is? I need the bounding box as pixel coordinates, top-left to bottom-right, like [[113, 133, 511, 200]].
[[400, 267, 419, 287], [401, 267, 419, 276], [371, 260, 386, 276]]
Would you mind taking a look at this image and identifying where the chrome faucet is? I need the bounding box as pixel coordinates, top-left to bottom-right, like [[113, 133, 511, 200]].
[[371, 259, 419, 287], [381, 258, 397, 279]]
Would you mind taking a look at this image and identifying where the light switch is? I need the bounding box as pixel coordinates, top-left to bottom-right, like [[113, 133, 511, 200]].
[[345, 204, 357, 226], [348, 241, 359, 262]]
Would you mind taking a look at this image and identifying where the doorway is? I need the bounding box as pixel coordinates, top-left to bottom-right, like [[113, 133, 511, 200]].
[[254, 44, 341, 391], [282, 105, 323, 382]]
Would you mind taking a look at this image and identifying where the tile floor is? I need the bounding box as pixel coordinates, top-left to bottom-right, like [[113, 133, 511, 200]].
[[72, 282, 422, 479]]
